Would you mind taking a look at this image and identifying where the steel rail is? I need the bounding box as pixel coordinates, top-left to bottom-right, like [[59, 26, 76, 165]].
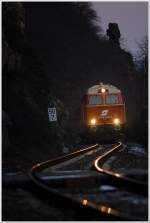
[[31, 144, 99, 173], [28, 142, 147, 220], [95, 141, 123, 177], [28, 143, 132, 220], [94, 142, 148, 195], [28, 143, 101, 201], [27, 172, 130, 221], [28, 143, 101, 192]]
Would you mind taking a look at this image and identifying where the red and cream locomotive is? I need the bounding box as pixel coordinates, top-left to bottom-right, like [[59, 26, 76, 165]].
[[83, 83, 126, 141]]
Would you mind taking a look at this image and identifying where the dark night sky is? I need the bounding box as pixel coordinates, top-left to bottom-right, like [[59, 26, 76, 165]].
[[92, 1, 148, 56]]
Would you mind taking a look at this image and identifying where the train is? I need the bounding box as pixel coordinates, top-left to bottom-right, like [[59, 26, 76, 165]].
[[83, 82, 126, 142]]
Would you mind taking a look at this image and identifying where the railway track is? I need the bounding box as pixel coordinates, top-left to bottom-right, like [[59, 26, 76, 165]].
[[94, 142, 147, 195], [28, 142, 148, 221]]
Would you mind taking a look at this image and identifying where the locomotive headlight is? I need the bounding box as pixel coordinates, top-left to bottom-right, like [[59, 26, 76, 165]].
[[90, 119, 96, 125], [113, 118, 120, 125], [101, 88, 106, 93]]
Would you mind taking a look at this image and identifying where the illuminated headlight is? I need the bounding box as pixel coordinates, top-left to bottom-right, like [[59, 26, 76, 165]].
[[101, 88, 106, 93], [113, 118, 120, 125], [90, 119, 96, 125]]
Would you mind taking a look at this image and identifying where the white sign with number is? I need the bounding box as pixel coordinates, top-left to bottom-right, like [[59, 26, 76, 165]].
[[48, 107, 57, 122]]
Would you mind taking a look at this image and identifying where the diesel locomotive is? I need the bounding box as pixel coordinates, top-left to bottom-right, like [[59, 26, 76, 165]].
[[83, 82, 126, 141]]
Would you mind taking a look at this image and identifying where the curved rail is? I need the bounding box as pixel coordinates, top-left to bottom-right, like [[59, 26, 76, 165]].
[[28, 143, 100, 194], [28, 143, 102, 200], [28, 143, 127, 220], [28, 143, 131, 220], [28, 142, 147, 220], [95, 142, 122, 177], [30, 144, 99, 173], [94, 142, 148, 195]]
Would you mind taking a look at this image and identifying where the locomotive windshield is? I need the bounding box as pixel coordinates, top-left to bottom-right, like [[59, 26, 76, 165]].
[[106, 94, 119, 104], [89, 95, 102, 105]]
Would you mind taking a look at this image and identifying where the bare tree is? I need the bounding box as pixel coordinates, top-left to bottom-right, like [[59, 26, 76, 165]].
[[135, 36, 148, 72]]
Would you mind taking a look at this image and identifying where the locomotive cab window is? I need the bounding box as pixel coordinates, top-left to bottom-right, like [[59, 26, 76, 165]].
[[89, 95, 102, 105], [106, 94, 119, 104]]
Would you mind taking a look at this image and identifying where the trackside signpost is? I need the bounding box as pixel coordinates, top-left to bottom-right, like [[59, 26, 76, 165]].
[[48, 107, 57, 122]]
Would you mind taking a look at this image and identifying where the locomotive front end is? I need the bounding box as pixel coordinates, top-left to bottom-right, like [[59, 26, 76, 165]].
[[83, 83, 126, 141]]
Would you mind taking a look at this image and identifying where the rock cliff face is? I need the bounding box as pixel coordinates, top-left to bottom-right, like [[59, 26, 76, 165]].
[[3, 2, 68, 170]]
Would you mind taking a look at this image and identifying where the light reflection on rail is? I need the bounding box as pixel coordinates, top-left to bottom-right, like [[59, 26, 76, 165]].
[[94, 142, 122, 178], [81, 199, 120, 216], [100, 206, 112, 214], [82, 199, 88, 205]]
